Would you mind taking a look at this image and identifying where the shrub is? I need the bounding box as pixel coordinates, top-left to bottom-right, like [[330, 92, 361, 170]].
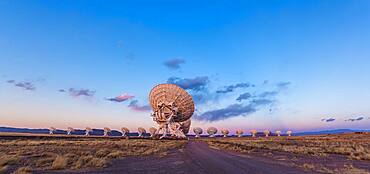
[[51, 155, 68, 170]]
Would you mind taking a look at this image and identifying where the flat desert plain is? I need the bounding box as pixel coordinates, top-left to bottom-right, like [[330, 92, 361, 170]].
[[0, 132, 369, 174]]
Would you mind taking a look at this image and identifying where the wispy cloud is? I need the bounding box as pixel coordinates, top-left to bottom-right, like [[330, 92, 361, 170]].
[[194, 104, 256, 121], [163, 58, 185, 70], [167, 76, 209, 92], [195, 92, 277, 121], [277, 81, 291, 89], [106, 94, 135, 102], [6, 80, 15, 83], [165, 77, 290, 121], [15, 82, 36, 90], [128, 100, 151, 112], [321, 118, 336, 122], [59, 88, 96, 97], [236, 92, 252, 102], [216, 82, 251, 94], [345, 116, 364, 122], [258, 91, 278, 98], [7, 80, 36, 91]]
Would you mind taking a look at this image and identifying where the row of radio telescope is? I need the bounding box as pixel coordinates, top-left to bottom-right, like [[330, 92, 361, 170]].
[[48, 83, 295, 139], [48, 126, 293, 137]]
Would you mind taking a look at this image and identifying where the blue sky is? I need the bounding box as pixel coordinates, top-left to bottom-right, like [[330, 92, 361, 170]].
[[0, 0, 369, 133]]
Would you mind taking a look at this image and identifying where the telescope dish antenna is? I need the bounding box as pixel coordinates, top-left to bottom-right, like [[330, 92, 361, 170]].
[[250, 130, 257, 137], [49, 127, 56, 135], [207, 127, 218, 137], [286, 130, 293, 136], [275, 130, 282, 137], [67, 127, 74, 135], [103, 127, 111, 137], [138, 127, 146, 137], [121, 127, 130, 137], [236, 130, 244, 137], [193, 127, 203, 138], [264, 130, 270, 137], [149, 127, 157, 137], [149, 84, 194, 139], [221, 129, 229, 137], [180, 119, 191, 135], [85, 127, 92, 136]]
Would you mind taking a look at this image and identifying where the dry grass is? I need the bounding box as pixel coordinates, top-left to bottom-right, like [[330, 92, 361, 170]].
[[0, 136, 186, 173], [202, 133, 370, 160], [51, 155, 68, 170], [12, 166, 32, 174]]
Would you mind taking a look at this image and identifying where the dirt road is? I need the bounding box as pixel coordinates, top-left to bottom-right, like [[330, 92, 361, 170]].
[[74, 141, 314, 174]]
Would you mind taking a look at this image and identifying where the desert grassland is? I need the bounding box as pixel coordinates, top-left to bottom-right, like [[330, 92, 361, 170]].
[[202, 133, 370, 160], [201, 133, 370, 174], [0, 137, 186, 174]]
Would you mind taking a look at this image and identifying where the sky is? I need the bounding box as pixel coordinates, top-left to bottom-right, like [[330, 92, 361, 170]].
[[0, 0, 369, 133]]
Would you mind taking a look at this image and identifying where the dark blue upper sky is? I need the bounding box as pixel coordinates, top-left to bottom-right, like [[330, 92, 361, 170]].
[[0, 0, 369, 131]]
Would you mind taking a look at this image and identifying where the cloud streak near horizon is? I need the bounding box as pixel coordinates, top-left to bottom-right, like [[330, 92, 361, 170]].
[[128, 100, 151, 112], [321, 118, 336, 122], [106, 94, 135, 102], [345, 116, 364, 122]]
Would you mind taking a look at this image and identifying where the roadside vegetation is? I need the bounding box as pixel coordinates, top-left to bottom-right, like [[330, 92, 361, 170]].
[[202, 133, 370, 160], [0, 137, 186, 173], [202, 133, 370, 173]]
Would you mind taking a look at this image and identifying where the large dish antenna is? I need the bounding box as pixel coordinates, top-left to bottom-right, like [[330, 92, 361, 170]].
[[149, 84, 194, 139]]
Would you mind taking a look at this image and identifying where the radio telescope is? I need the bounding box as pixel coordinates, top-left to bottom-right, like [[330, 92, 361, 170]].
[[149, 127, 157, 137], [67, 127, 74, 135], [221, 129, 229, 137], [103, 127, 111, 137], [138, 127, 146, 137], [49, 127, 56, 135], [264, 130, 270, 137], [250, 130, 257, 137], [85, 127, 92, 136], [121, 127, 129, 137], [193, 127, 203, 138], [180, 119, 191, 135], [236, 130, 244, 137], [275, 130, 282, 137], [207, 127, 218, 137], [149, 84, 194, 139], [287, 130, 292, 136]]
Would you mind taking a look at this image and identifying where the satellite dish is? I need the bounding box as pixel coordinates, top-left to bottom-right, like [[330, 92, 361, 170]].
[[149, 84, 194, 139], [207, 127, 218, 137], [149, 84, 194, 122], [85, 127, 92, 136], [149, 127, 157, 137], [138, 127, 146, 137], [193, 127, 203, 138], [235, 130, 244, 137], [180, 119, 191, 135], [121, 127, 129, 137], [103, 127, 111, 136], [221, 129, 229, 137]]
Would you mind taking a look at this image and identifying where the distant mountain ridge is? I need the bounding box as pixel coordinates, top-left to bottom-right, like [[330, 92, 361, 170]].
[[0, 126, 369, 136], [294, 129, 370, 136]]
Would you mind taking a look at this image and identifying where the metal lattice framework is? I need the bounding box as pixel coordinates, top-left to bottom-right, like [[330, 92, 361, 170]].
[[149, 84, 194, 139]]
